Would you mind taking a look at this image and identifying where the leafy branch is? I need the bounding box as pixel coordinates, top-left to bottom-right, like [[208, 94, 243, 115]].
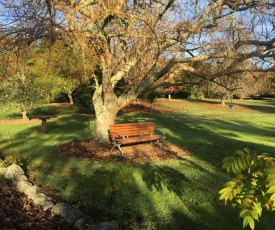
[[219, 148, 275, 229]]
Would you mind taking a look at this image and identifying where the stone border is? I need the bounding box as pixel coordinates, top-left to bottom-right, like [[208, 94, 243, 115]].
[[0, 163, 118, 230]]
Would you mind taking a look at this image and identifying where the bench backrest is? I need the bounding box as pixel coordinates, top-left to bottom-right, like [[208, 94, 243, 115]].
[[109, 122, 154, 139]]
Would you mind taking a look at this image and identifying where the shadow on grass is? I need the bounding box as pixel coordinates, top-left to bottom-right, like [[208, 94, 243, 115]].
[[1, 105, 275, 229], [234, 99, 275, 114], [201, 98, 275, 114], [141, 164, 190, 196], [0, 112, 22, 120]]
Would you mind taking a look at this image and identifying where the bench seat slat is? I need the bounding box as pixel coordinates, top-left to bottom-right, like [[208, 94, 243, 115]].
[[115, 135, 165, 145]]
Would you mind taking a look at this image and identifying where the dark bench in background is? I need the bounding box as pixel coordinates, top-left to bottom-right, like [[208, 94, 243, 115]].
[[28, 115, 57, 133]]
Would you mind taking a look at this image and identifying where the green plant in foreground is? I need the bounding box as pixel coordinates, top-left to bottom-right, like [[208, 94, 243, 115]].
[[219, 148, 275, 230]]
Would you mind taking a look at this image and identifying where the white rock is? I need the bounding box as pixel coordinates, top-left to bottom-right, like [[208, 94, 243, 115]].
[[0, 167, 7, 175], [17, 180, 33, 193], [29, 193, 48, 205], [5, 164, 24, 180], [43, 200, 55, 211]]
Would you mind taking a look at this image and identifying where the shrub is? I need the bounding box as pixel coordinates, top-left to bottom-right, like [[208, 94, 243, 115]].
[[72, 84, 94, 111], [219, 148, 275, 230]]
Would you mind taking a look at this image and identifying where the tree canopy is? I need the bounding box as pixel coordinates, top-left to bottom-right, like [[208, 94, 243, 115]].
[[0, 0, 274, 143]]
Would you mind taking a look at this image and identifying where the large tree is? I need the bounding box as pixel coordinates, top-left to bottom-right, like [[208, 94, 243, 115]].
[[1, 0, 274, 144]]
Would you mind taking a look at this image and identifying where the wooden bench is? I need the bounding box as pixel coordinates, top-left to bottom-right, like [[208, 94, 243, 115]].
[[109, 122, 165, 156]]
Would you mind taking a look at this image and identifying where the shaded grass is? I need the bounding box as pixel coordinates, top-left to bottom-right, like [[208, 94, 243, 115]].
[[0, 107, 22, 120], [1, 99, 275, 229]]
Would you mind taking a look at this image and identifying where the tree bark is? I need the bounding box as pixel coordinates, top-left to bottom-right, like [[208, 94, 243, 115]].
[[21, 111, 28, 120], [68, 91, 74, 105], [90, 72, 137, 145], [220, 95, 226, 105], [91, 102, 120, 145]]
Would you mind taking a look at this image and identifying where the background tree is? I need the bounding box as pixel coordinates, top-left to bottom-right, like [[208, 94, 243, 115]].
[[25, 38, 94, 104], [165, 86, 180, 100], [1, 0, 274, 144], [205, 71, 270, 104], [44, 37, 97, 104], [0, 74, 46, 120]]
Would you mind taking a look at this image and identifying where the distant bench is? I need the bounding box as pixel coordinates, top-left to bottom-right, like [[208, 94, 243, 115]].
[[109, 122, 165, 156]]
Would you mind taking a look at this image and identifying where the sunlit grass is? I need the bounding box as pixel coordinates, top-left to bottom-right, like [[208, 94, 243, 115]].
[[0, 98, 275, 229]]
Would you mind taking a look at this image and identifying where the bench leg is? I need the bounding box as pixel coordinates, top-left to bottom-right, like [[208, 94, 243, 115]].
[[110, 143, 124, 157], [154, 140, 163, 149], [110, 145, 116, 154], [117, 145, 124, 157], [41, 119, 47, 133]]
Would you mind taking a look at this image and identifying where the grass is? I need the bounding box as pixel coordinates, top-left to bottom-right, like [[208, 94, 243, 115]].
[[1, 98, 275, 229]]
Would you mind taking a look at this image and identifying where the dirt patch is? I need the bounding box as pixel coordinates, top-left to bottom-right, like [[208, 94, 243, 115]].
[[51, 101, 188, 163], [120, 100, 171, 114], [56, 139, 189, 163], [0, 119, 41, 125], [197, 101, 254, 111], [46, 103, 77, 109]]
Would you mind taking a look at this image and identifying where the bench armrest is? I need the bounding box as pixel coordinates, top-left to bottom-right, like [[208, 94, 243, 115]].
[[114, 132, 126, 139]]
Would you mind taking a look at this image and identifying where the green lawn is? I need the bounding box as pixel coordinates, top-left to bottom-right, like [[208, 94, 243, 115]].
[[0, 99, 275, 229]]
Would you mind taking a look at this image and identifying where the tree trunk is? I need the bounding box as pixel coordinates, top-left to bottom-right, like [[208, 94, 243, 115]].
[[21, 110, 28, 120], [220, 95, 226, 105], [90, 76, 137, 145], [91, 102, 119, 145], [68, 91, 74, 105]]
